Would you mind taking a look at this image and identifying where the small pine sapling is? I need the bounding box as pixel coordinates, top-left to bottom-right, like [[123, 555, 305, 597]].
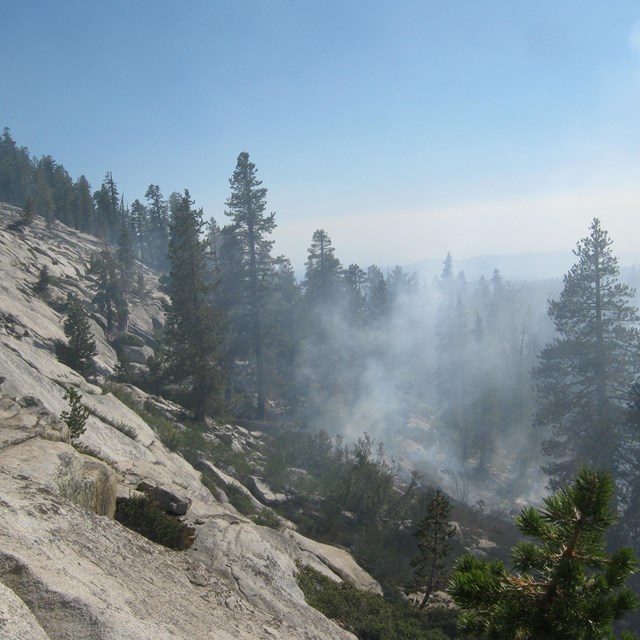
[[405, 489, 457, 609], [54, 294, 98, 378], [33, 265, 51, 295], [60, 387, 89, 440], [7, 197, 35, 232]]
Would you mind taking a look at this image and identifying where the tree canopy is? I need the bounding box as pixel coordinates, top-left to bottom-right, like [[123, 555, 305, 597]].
[[534, 218, 640, 490], [451, 468, 638, 639]]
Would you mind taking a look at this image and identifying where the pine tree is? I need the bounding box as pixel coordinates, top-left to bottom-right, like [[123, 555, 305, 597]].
[[534, 218, 640, 490], [450, 468, 638, 639], [33, 156, 73, 228], [72, 175, 96, 234], [303, 229, 342, 306], [0, 127, 32, 206], [343, 263, 367, 324], [145, 184, 169, 270], [88, 248, 128, 333], [117, 223, 136, 295], [33, 265, 51, 295], [436, 290, 470, 463], [365, 265, 390, 323], [268, 256, 301, 408], [54, 294, 98, 378], [33, 165, 55, 229], [60, 387, 90, 440], [164, 190, 222, 420], [620, 383, 640, 548], [94, 172, 120, 241], [405, 489, 457, 609], [7, 196, 35, 232], [224, 152, 276, 419], [130, 198, 149, 262], [387, 264, 417, 304]]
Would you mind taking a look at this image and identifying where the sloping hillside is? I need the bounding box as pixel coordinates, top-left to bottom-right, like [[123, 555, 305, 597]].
[[0, 203, 379, 640]]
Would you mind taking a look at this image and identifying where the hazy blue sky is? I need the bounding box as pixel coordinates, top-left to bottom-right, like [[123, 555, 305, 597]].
[[2, 1, 640, 270]]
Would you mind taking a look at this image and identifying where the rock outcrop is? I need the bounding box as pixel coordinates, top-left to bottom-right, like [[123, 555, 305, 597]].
[[0, 204, 378, 639]]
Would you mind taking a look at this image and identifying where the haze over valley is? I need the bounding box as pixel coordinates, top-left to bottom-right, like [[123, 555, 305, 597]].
[[3, 3, 640, 639]]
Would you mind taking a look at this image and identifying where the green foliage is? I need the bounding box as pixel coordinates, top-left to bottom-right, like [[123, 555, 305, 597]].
[[100, 384, 236, 475], [264, 429, 424, 593], [54, 294, 97, 378], [164, 190, 223, 420], [534, 218, 640, 489], [303, 228, 342, 305], [406, 490, 457, 609], [0, 127, 32, 206], [297, 564, 457, 640], [88, 247, 128, 332], [115, 496, 193, 550], [224, 482, 257, 516], [107, 333, 150, 387], [450, 468, 639, 639], [33, 155, 73, 229], [252, 507, 281, 529], [116, 223, 136, 294], [93, 171, 120, 242], [144, 184, 170, 270], [60, 387, 89, 440], [111, 332, 144, 349], [72, 175, 96, 234], [33, 265, 51, 295], [7, 196, 35, 231], [111, 420, 137, 440], [222, 151, 277, 419], [86, 403, 138, 440]]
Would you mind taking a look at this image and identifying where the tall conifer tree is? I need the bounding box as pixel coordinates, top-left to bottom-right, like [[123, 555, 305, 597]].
[[164, 190, 222, 420], [72, 175, 96, 233], [224, 152, 275, 419], [0, 127, 32, 206], [303, 229, 342, 306], [534, 218, 640, 490], [145, 184, 169, 270]]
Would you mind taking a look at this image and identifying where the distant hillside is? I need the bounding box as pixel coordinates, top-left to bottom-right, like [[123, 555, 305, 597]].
[[406, 250, 640, 282]]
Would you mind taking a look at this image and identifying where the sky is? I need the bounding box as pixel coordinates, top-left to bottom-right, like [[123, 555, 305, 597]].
[[2, 1, 640, 272]]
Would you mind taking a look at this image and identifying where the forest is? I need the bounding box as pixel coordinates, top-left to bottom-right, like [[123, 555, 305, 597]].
[[3, 125, 640, 638]]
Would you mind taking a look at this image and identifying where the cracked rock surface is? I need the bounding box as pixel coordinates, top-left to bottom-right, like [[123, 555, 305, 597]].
[[0, 206, 377, 639]]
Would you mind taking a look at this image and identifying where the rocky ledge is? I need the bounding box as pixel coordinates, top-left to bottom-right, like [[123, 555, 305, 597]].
[[0, 204, 379, 639]]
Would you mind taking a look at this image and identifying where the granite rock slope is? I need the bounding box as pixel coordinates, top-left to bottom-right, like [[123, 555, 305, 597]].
[[0, 204, 378, 639]]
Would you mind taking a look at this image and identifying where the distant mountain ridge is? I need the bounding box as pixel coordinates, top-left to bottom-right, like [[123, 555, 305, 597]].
[[405, 250, 640, 282]]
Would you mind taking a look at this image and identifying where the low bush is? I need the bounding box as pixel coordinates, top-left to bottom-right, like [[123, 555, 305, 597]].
[[86, 405, 138, 441], [224, 483, 257, 516], [111, 332, 144, 349], [115, 495, 194, 550], [297, 564, 458, 640], [252, 507, 281, 530]]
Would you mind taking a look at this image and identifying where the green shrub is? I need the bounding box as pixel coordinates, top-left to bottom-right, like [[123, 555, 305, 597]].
[[111, 420, 138, 440], [33, 265, 51, 295], [115, 495, 194, 550], [297, 564, 457, 640], [60, 387, 89, 440], [252, 507, 281, 530], [54, 294, 97, 378], [86, 405, 138, 441], [224, 483, 257, 516], [112, 332, 144, 348]]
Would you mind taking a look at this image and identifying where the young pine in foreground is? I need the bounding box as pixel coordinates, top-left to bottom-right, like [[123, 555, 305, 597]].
[[450, 468, 638, 640]]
